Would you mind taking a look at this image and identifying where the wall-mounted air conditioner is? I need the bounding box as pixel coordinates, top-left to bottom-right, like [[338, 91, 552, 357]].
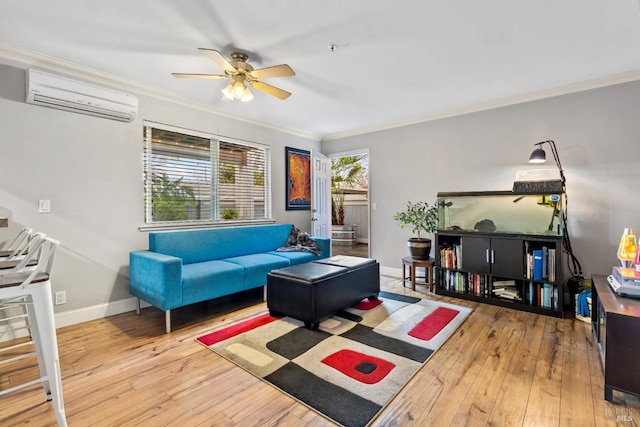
[[25, 69, 138, 122]]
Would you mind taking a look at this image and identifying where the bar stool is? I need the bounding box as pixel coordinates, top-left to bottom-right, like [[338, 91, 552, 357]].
[[0, 227, 33, 259], [0, 232, 46, 271], [0, 236, 67, 426]]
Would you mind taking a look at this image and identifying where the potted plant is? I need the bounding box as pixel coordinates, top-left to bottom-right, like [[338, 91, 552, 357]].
[[331, 156, 366, 245], [331, 156, 365, 225], [393, 201, 438, 260]]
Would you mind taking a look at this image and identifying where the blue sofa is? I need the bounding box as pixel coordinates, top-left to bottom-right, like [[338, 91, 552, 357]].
[[129, 224, 329, 332]]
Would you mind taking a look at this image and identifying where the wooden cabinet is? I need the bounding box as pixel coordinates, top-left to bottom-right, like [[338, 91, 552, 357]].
[[460, 236, 524, 278], [591, 274, 640, 401], [435, 231, 564, 317]]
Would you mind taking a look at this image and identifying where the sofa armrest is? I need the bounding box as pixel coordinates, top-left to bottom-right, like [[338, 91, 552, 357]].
[[129, 250, 183, 310], [312, 237, 331, 259]]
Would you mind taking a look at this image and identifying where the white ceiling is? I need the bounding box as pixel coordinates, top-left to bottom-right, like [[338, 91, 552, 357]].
[[2, 1, 640, 140]]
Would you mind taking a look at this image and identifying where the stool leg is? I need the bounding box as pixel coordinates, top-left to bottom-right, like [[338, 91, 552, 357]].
[[402, 263, 406, 288], [411, 265, 416, 291], [30, 281, 67, 427], [24, 300, 49, 393]]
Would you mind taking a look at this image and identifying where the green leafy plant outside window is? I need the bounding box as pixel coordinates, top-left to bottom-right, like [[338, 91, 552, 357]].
[[331, 156, 366, 225], [220, 208, 239, 220], [151, 173, 196, 221]]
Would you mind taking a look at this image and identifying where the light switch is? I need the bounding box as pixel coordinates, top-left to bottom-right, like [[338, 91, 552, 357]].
[[38, 200, 51, 213], [372, 202, 377, 211]]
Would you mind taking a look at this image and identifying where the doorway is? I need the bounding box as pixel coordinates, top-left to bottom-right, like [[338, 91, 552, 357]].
[[329, 150, 369, 258]]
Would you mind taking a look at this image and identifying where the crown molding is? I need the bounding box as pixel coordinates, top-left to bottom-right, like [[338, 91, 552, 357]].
[[4, 43, 639, 144], [0, 43, 320, 142], [322, 69, 640, 142]]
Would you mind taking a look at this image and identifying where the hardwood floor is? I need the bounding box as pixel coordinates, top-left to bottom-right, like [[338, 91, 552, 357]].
[[331, 242, 369, 258], [1, 276, 638, 426]]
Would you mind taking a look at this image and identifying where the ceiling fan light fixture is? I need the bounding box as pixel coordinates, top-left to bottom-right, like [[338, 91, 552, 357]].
[[219, 75, 253, 101], [241, 89, 254, 102], [221, 83, 234, 100], [231, 81, 247, 98]]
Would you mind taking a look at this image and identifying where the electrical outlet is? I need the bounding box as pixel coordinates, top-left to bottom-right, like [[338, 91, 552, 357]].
[[55, 291, 66, 305]]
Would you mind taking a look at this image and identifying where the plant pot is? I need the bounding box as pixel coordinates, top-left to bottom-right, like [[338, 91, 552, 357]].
[[407, 237, 431, 260], [332, 224, 357, 246]]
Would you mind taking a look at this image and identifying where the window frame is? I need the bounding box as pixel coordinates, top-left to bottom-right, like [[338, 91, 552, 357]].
[[140, 121, 273, 231]]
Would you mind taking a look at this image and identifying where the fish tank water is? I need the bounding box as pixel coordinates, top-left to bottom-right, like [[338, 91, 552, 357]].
[[437, 191, 564, 236]]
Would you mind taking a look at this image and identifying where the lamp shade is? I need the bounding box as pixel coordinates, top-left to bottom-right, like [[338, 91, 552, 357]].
[[240, 90, 254, 102], [221, 83, 234, 100], [529, 147, 546, 163]]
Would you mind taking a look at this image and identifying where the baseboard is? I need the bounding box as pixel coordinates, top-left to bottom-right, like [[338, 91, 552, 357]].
[[381, 266, 401, 278], [0, 297, 151, 342], [54, 297, 151, 329]]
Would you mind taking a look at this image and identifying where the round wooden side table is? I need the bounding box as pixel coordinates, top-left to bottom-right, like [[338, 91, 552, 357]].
[[402, 256, 434, 292]]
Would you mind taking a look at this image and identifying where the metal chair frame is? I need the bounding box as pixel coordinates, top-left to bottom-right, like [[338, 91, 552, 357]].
[[0, 235, 67, 426]]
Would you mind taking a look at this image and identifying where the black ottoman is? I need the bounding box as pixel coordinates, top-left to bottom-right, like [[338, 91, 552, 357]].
[[267, 256, 380, 329]]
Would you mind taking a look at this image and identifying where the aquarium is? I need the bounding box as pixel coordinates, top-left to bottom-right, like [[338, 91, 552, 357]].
[[437, 191, 564, 236]]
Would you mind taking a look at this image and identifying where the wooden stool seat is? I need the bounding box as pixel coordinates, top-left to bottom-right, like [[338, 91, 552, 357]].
[[402, 256, 434, 292]]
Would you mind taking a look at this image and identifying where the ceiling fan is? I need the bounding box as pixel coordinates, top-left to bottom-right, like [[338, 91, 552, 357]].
[[172, 48, 295, 102]]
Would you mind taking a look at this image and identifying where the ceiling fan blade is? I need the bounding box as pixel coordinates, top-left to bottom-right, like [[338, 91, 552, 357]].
[[249, 81, 291, 100], [198, 48, 236, 73], [250, 64, 295, 79], [172, 73, 229, 79]]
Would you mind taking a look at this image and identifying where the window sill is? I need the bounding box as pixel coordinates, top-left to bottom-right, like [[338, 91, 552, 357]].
[[138, 219, 275, 232]]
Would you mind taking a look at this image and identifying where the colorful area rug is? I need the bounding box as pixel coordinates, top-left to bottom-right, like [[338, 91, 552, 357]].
[[196, 291, 472, 427]]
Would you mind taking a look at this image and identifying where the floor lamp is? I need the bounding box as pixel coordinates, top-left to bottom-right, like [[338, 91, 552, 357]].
[[527, 140, 583, 282]]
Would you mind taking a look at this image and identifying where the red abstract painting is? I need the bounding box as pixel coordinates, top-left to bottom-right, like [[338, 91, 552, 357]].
[[286, 147, 311, 210]]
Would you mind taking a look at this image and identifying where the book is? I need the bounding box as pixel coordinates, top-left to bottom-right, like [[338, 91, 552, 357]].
[[493, 280, 516, 287], [493, 287, 522, 301], [548, 249, 556, 281], [542, 283, 552, 308], [528, 281, 534, 305], [533, 250, 544, 280]]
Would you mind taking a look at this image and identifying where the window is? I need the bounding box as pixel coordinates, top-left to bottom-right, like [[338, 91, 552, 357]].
[[143, 122, 271, 226]]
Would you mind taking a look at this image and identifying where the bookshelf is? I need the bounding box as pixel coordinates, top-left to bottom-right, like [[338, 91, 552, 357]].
[[435, 230, 564, 317]]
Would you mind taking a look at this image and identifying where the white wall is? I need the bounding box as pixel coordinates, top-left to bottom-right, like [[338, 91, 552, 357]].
[[0, 58, 319, 325], [322, 80, 640, 280]]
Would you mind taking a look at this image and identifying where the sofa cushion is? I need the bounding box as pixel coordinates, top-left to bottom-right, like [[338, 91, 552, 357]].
[[224, 253, 291, 288], [149, 224, 293, 264], [268, 250, 320, 266], [182, 260, 245, 305]]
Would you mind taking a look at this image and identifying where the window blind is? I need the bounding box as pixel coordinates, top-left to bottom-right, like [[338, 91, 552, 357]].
[[143, 123, 271, 225]]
